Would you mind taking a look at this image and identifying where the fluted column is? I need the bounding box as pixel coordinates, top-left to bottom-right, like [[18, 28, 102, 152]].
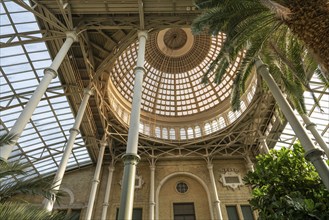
[[149, 164, 155, 220], [118, 30, 148, 220], [207, 163, 223, 220], [43, 88, 93, 211], [85, 141, 107, 220], [101, 165, 115, 220], [0, 32, 77, 161], [256, 58, 329, 190]]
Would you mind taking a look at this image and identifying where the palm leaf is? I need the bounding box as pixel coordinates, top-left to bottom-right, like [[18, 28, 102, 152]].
[[0, 202, 73, 220]]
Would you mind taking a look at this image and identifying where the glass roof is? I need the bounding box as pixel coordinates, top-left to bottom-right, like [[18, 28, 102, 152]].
[[110, 28, 241, 117], [273, 75, 329, 153], [108, 28, 258, 140], [0, 0, 92, 179], [0, 0, 328, 182]]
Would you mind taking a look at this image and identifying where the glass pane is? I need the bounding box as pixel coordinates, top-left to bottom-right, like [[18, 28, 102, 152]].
[[226, 206, 239, 220], [173, 203, 195, 220], [132, 208, 142, 220], [241, 205, 254, 220], [116, 208, 142, 220]]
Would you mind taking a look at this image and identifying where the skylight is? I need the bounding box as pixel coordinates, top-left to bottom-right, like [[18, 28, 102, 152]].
[[0, 0, 92, 179]]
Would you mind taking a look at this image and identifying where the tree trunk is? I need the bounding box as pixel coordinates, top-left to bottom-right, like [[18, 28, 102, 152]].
[[284, 0, 329, 76]]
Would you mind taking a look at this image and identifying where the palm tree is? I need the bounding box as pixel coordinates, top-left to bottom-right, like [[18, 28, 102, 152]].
[[193, 0, 329, 75], [0, 134, 72, 220], [192, 0, 329, 112]]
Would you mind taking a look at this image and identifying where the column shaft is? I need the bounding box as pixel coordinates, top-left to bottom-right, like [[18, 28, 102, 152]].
[[301, 114, 329, 158], [256, 59, 329, 190], [261, 139, 270, 154], [245, 155, 254, 172], [0, 32, 77, 161], [85, 141, 106, 220], [149, 165, 155, 220], [43, 88, 93, 211], [118, 31, 148, 220], [207, 164, 223, 220], [101, 165, 115, 220]]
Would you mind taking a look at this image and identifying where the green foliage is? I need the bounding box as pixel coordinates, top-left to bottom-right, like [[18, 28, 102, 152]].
[[192, 0, 328, 113], [0, 202, 70, 220], [244, 143, 329, 219], [0, 134, 71, 219]]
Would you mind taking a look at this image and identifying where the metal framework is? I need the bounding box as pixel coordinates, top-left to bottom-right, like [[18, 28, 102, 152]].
[[1, 0, 328, 185]]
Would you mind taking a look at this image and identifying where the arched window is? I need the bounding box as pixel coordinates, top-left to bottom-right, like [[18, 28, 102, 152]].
[[212, 120, 219, 132], [218, 117, 226, 129], [144, 124, 150, 135], [187, 127, 194, 139], [240, 101, 246, 111], [169, 128, 176, 140], [155, 127, 161, 138], [228, 111, 236, 123], [123, 112, 128, 123], [195, 126, 201, 138], [180, 128, 186, 140], [162, 128, 168, 139], [204, 123, 212, 135]]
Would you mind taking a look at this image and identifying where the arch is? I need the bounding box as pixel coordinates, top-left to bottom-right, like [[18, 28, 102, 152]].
[[155, 172, 214, 220]]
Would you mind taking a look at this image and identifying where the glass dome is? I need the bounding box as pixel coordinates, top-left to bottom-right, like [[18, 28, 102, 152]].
[[108, 28, 257, 140]]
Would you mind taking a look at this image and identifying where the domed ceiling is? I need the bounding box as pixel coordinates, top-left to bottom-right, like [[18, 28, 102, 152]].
[[108, 28, 257, 139]]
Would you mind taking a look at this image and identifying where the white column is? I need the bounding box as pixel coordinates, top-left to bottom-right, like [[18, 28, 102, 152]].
[[256, 58, 329, 190], [101, 165, 115, 220], [149, 164, 155, 220], [245, 155, 254, 172], [85, 141, 107, 220], [207, 163, 223, 220], [260, 138, 270, 154], [301, 114, 329, 158], [0, 32, 77, 161], [43, 88, 93, 211], [118, 30, 148, 220]]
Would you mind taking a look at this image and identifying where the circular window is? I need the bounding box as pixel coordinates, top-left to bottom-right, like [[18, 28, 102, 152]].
[[176, 182, 188, 193]]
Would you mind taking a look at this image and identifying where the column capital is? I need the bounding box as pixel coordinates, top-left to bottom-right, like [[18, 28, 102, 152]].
[[207, 164, 213, 170], [69, 128, 80, 134], [92, 179, 100, 183], [84, 88, 94, 96], [138, 30, 148, 40], [305, 148, 324, 162], [134, 66, 145, 74], [44, 67, 58, 79], [100, 141, 107, 147], [66, 31, 78, 42], [122, 153, 141, 165], [305, 122, 317, 129], [109, 166, 115, 172], [150, 164, 156, 171]]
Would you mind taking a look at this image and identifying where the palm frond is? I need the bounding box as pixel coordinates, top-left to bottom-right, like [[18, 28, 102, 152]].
[[0, 202, 72, 220], [0, 133, 18, 147], [0, 161, 27, 179]]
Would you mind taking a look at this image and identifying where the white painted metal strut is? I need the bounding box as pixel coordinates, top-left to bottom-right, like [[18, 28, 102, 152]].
[[0, 32, 77, 161], [85, 140, 107, 220], [43, 87, 93, 211], [256, 58, 329, 190], [118, 30, 148, 220]]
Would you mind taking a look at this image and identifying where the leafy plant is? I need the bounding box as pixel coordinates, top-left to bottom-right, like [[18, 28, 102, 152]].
[[244, 143, 329, 219], [0, 134, 71, 220]]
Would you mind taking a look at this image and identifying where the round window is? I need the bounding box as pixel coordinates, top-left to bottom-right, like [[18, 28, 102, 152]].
[[176, 182, 188, 193]]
